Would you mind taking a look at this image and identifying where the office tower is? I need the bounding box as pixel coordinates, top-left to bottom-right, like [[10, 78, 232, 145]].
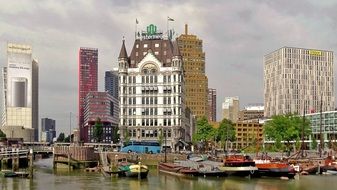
[[78, 47, 98, 141], [83, 91, 119, 143], [41, 118, 56, 143], [1, 43, 38, 141], [105, 68, 119, 99], [118, 24, 193, 150], [222, 97, 240, 123], [264, 47, 334, 117], [177, 24, 208, 118], [208, 88, 216, 122]]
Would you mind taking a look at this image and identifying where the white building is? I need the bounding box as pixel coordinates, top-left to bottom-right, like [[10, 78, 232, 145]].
[[222, 96, 240, 122], [264, 47, 334, 117], [118, 24, 192, 151], [1, 43, 39, 141]]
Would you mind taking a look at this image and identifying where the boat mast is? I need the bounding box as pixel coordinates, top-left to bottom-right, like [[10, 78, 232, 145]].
[[301, 101, 306, 158], [319, 95, 323, 158]]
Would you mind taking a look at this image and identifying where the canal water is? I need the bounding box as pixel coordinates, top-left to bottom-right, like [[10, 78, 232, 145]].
[[1, 158, 337, 190]]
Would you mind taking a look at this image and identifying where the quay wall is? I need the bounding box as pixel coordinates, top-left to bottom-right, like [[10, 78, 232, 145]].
[[54, 146, 98, 161]]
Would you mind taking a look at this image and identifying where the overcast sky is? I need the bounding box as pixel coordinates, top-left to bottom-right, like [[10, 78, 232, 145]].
[[1, 0, 337, 136]]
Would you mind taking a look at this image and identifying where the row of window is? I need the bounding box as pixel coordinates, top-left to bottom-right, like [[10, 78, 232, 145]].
[[121, 118, 181, 126], [128, 129, 172, 138]]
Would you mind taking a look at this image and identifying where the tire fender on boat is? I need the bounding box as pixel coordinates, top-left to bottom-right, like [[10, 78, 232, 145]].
[[250, 169, 255, 174]]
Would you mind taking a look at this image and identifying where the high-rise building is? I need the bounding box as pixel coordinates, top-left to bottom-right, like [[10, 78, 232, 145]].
[[207, 88, 216, 122], [222, 97, 240, 123], [41, 118, 56, 143], [83, 91, 119, 143], [264, 47, 335, 117], [105, 69, 119, 99], [118, 24, 193, 151], [177, 24, 208, 118], [1, 43, 39, 141], [78, 47, 98, 141]]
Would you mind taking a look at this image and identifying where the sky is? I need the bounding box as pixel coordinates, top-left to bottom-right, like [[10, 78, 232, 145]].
[[1, 0, 337, 136]]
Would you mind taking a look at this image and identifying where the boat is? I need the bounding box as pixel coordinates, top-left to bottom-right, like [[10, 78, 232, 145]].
[[119, 163, 149, 179], [158, 162, 198, 177], [322, 169, 337, 175], [254, 159, 296, 179], [219, 155, 258, 177], [175, 159, 227, 177], [0, 170, 18, 178]]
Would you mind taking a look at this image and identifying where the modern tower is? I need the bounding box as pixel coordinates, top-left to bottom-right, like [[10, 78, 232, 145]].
[[222, 97, 240, 123], [78, 47, 98, 141], [83, 91, 119, 143], [177, 24, 208, 119], [1, 43, 39, 141], [118, 24, 193, 151], [41, 118, 56, 143], [105, 68, 119, 99], [264, 47, 334, 117], [207, 88, 216, 122]]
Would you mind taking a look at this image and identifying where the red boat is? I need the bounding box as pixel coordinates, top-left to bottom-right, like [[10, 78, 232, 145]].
[[158, 162, 198, 177], [254, 160, 296, 178], [219, 155, 258, 177]]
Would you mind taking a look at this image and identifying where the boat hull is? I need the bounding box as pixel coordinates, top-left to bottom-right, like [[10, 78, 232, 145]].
[[256, 163, 296, 178], [158, 163, 198, 177], [219, 166, 258, 177]]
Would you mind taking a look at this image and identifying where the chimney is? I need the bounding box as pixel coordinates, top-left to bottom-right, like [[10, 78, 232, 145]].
[[185, 24, 188, 35]]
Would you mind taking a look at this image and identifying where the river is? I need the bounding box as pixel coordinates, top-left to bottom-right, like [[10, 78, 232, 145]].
[[1, 158, 337, 190]]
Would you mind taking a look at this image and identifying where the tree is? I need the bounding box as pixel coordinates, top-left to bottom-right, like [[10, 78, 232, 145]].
[[0, 129, 6, 138], [192, 116, 216, 142], [311, 135, 318, 150], [57, 133, 65, 142], [93, 117, 103, 142], [64, 135, 70, 142], [216, 118, 236, 143], [264, 113, 311, 151]]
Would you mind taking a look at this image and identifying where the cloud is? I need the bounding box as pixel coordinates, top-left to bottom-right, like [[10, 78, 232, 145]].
[[0, 0, 336, 134]]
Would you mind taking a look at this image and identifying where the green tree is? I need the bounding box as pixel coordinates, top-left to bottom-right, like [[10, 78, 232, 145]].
[[216, 118, 236, 142], [57, 133, 65, 142], [192, 116, 216, 142], [311, 135, 318, 150], [93, 117, 103, 142], [264, 113, 311, 151], [0, 129, 6, 138], [64, 135, 70, 142]]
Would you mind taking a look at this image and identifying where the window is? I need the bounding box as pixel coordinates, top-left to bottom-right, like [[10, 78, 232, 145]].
[[144, 44, 148, 48], [155, 43, 159, 48]]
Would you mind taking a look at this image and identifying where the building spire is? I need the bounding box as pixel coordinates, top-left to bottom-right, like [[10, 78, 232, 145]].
[[173, 41, 181, 57], [118, 38, 128, 59]]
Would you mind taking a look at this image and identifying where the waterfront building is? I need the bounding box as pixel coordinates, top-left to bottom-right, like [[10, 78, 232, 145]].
[[222, 97, 240, 123], [177, 24, 208, 119], [41, 118, 56, 143], [105, 68, 119, 99], [118, 24, 192, 151], [83, 91, 118, 143], [207, 88, 216, 122], [306, 111, 337, 146], [78, 48, 98, 142], [238, 104, 264, 121], [234, 120, 263, 150], [0, 43, 39, 141], [264, 47, 334, 117]]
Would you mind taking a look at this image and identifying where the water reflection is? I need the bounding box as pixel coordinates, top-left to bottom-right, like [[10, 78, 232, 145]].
[[1, 159, 337, 190]]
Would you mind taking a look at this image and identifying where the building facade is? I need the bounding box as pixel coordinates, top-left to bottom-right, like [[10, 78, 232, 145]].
[[1, 43, 38, 141], [207, 88, 216, 122], [118, 24, 191, 151], [234, 120, 263, 150], [177, 24, 208, 119], [78, 48, 98, 142], [264, 47, 335, 117], [41, 118, 56, 142], [238, 104, 264, 121], [306, 111, 337, 146], [222, 97, 240, 123], [105, 69, 119, 99], [83, 91, 118, 143]]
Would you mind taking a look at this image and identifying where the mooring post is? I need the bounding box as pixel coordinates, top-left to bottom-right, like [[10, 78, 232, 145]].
[[29, 148, 34, 178]]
